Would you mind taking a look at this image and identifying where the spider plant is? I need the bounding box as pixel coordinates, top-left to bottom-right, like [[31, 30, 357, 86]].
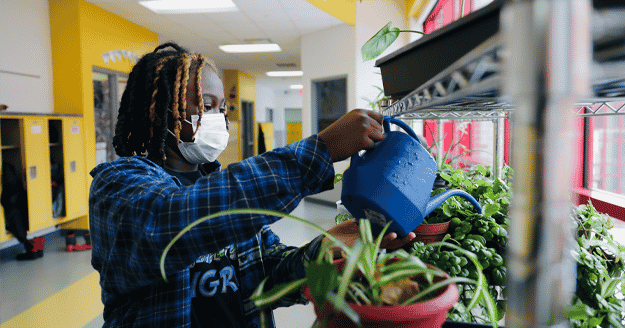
[[159, 209, 497, 327]]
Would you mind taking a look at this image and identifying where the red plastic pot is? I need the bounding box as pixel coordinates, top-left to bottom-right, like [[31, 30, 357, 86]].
[[302, 258, 459, 328], [411, 221, 451, 244]]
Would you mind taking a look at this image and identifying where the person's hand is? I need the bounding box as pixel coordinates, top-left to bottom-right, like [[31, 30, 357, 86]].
[[317, 109, 385, 162], [323, 219, 416, 258]]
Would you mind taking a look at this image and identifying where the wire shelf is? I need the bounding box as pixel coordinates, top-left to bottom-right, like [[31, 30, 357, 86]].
[[382, 34, 625, 120]]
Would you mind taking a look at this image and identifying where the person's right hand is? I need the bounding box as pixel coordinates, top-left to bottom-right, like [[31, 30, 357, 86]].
[[317, 109, 385, 162]]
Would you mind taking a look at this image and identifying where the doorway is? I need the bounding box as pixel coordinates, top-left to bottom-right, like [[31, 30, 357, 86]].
[[285, 108, 302, 144], [241, 100, 255, 160], [311, 76, 347, 134], [92, 67, 128, 164]]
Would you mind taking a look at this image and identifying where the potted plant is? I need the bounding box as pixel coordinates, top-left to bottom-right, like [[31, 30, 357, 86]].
[[251, 216, 497, 328], [410, 164, 512, 324], [567, 203, 625, 328], [409, 162, 625, 327], [159, 208, 499, 328]]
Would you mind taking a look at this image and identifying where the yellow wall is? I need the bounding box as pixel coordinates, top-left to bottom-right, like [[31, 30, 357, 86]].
[[407, 0, 430, 18], [305, 0, 356, 25], [49, 0, 158, 229], [220, 70, 257, 166], [305, 0, 417, 25]]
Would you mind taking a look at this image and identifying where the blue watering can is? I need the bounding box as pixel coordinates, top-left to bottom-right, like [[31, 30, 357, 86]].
[[341, 116, 482, 237]]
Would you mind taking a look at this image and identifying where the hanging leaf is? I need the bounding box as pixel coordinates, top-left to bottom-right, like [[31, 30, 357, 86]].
[[361, 22, 401, 62], [334, 173, 344, 185], [307, 260, 339, 308]]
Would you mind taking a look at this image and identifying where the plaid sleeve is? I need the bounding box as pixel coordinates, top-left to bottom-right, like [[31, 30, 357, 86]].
[[89, 135, 334, 294], [257, 227, 325, 307]]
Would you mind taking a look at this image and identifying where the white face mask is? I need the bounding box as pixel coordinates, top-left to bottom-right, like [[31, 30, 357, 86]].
[[168, 113, 229, 164]]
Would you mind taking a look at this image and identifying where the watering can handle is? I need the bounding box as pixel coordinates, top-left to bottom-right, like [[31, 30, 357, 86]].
[[351, 116, 422, 166], [425, 189, 483, 217], [383, 116, 422, 145]]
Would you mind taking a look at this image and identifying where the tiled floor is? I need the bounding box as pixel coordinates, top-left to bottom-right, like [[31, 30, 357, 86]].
[[1, 199, 623, 328], [0, 198, 339, 328]]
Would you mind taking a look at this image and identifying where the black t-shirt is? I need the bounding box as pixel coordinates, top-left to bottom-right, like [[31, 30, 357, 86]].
[[189, 246, 245, 328], [164, 164, 246, 328]]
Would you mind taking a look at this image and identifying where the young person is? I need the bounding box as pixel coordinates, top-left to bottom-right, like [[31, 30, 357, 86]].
[[89, 42, 415, 328]]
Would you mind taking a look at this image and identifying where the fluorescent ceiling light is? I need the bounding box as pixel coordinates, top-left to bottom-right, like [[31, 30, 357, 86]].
[[266, 71, 303, 77], [219, 44, 281, 53], [139, 0, 238, 14], [290, 84, 303, 90]]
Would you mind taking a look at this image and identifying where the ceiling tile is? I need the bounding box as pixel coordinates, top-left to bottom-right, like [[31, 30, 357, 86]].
[[233, 0, 283, 11], [277, 0, 317, 10], [245, 11, 298, 34], [244, 10, 289, 24], [206, 11, 250, 23], [84, 0, 342, 77], [286, 8, 336, 23], [164, 13, 224, 31]]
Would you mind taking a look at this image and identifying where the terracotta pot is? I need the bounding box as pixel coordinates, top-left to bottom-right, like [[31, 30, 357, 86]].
[[302, 259, 459, 328], [412, 220, 451, 244]]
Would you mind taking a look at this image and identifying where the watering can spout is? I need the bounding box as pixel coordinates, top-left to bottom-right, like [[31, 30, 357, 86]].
[[425, 189, 483, 218]]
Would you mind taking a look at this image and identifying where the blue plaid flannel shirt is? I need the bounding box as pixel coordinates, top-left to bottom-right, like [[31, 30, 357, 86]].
[[89, 135, 335, 327]]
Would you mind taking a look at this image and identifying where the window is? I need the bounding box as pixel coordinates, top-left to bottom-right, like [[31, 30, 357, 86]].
[[421, 0, 510, 170], [423, 0, 472, 34], [574, 108, 625, 219], [585, 114, 625, 196], [311, 77, 347, 134]]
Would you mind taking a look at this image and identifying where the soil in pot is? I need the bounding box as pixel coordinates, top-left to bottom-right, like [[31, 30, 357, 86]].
[[302, 259, 459, 328]]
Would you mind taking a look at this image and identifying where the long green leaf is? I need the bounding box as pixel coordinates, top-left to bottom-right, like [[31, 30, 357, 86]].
[[373, 266, 444, 288], [250, 277, 307, 309], [307, 260, 339, 309], [337, 241, 365, 304], [159, 208, 349, 282], [373, 221, 392, 260]]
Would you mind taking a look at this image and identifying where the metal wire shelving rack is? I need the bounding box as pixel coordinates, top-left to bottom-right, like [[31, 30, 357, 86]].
[[381, 35, 625, 120], [377, 2, 624, 327]]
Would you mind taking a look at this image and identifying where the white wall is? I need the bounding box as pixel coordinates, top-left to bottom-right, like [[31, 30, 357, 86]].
[[0, 0, 54, 113], [300, 1, 413, 197], [355, 0, 410, 111], [301, 24, 356, 139]]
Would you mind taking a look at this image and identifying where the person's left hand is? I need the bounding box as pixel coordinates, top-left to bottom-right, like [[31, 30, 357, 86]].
[[323, 219, 417, 258]]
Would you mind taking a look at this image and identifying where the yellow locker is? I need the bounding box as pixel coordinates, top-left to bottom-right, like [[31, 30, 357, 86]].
[[0, 134, 4, 243], [0, 161, 6, 243], [0, 117, 24, 242], [62, 117, 87, 220], [22, 117, 53, 232]]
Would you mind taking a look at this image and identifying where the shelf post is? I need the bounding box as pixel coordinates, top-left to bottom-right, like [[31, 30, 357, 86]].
[[502, 0, 591, 327]]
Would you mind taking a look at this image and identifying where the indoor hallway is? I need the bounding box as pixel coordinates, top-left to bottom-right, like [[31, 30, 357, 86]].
[[0, 198, 339, 328]]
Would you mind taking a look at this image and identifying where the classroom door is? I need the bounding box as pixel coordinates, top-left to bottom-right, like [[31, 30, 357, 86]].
[[285, 108, 302, 145], [241, 100, 255, 160], [93, 68, 127, 164]]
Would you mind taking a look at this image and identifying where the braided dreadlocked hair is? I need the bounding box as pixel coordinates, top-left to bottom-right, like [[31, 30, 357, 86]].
[[113, 42, 217, 161]]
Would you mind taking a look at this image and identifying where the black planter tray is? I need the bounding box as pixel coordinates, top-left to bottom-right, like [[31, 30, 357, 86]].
[[375, 0, 504, 100]]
